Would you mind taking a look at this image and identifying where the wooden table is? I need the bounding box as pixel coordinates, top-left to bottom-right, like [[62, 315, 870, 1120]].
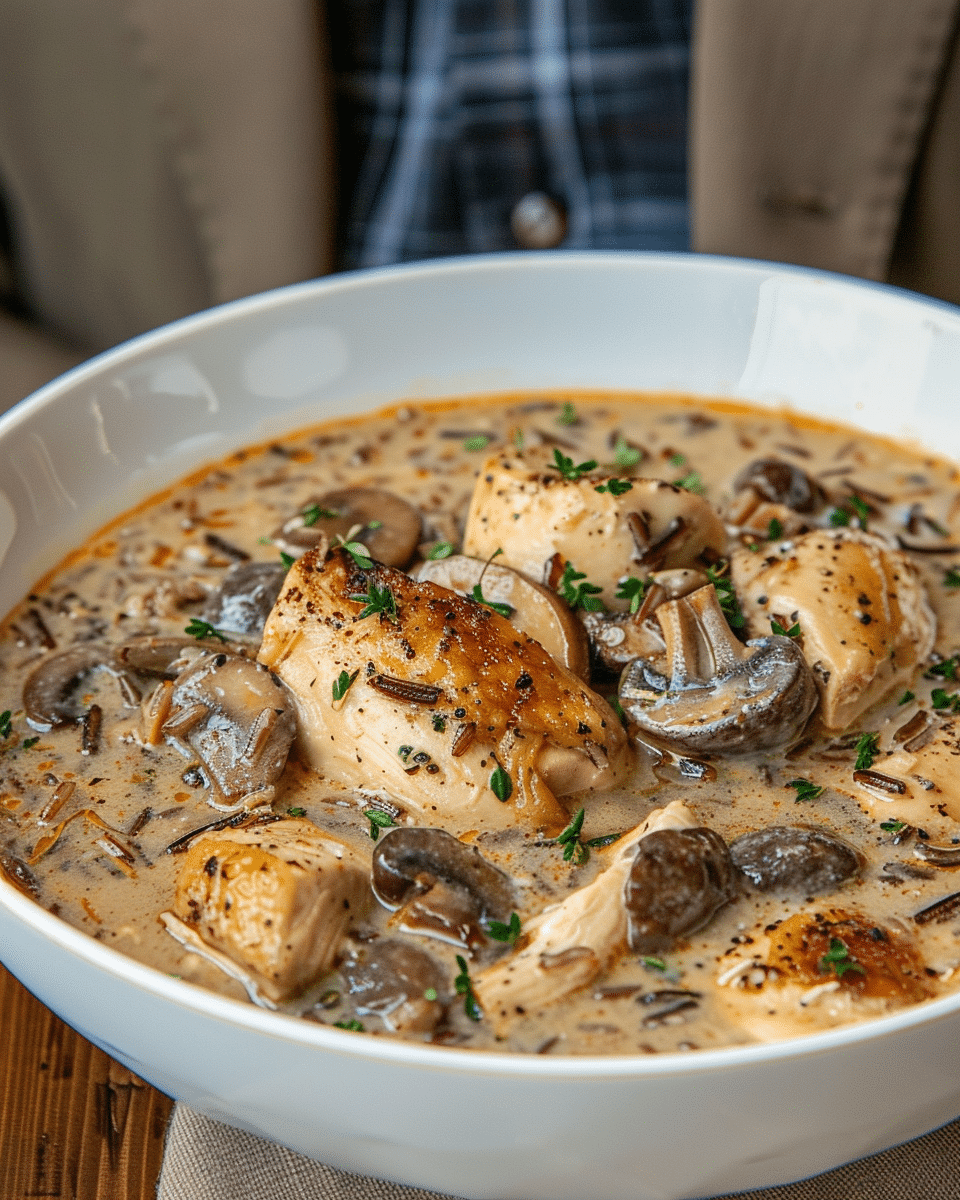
[[0, 964, 173, 1199]]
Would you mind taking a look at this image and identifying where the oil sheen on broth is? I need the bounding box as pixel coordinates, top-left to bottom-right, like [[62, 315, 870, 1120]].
[[3, 392, 960, 1057]]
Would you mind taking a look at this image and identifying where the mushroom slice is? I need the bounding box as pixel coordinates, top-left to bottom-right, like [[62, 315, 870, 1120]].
[[729, 826, 860, 895], [462, 447, 725, 609], [473, 801, 697, 1033], [167, 817, 368, 1005], [731, 529, 935, 729], [371, 827, 515, 949], [272, 487, 422, 568], [619, 584, 818, 755], [731, 457, 825, 513], [341, 940, 446, 1033], [166, 653, 297, 810], [415, 554, 590, 680], [258, 548, 630, 836], [716, 907, 932, 1043], [202, 561, 288, 636], [22, 644, 139, 732]]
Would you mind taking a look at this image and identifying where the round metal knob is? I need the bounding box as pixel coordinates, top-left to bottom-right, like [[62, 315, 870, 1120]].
[[510, 192, 568, 249]]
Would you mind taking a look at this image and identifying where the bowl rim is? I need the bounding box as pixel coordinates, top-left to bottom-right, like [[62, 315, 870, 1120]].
[[4, 248, 960, 1080]]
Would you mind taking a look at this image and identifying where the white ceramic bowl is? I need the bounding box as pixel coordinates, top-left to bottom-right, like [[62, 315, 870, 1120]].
[[3, 253, 960, 1200]]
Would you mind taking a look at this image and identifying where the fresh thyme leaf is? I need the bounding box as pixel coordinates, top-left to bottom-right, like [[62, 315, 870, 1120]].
[[615, 575, 648, 614], [819, 937, 865, 979], [898, 690, 915, 705], [880, 819, 906, 832], [854, 732, 879, 771], [428, 541, 454, 560], [927, 656, 959, 680], [487, 912, 522, 944], [829, 496, 869, 529], [432, 713, 447, 732], [612, 435, 642, 470], [513, 427, 525, 450], [557, 561, 605, 611], [931, 688, 960, 713], [609, 695, 628, 727], [944, 568, 960, 588], [705, 565, 745, 629], [767, 517, 784, 540], [594, 478, 634, 496], [787, 778, 824, 803], [556, 806, 589, 865], [0, 710, 11, 739], [423, 987, 438, 1002], [287, 806, 306, 817], [668, 452, 686, 467], [334, 1019, 365, 1031], [184, 618, 229, 642], [828, 507, 851, 527], [557, 401, 578, 426], [672, 470, 704, 494], [849, 495, 870, 527], [301, 503, 339, 526], [337, 538, 374, 569], [552, 448, 598, 481], [771, 618, 801, 638], [586, 831, 623, 849], [642, 956, 668, 972], [470, 583, 513, 618], [463, 435, 491, 451], [490, 764, 513, 802], [454, 954, 482, 1021], [332, 669, 359, 702], [280, 551, 296, 570], [364, 809, 397, 840], [350, 582, 399, 623], [21, 737, 39, 750]]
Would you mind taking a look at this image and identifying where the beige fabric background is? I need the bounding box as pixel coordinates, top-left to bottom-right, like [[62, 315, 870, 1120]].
[[159, 1103, 960, 1200]]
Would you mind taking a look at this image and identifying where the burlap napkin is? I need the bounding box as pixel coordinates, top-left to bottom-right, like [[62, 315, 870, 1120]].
[[158, 1102, 960, 1200]]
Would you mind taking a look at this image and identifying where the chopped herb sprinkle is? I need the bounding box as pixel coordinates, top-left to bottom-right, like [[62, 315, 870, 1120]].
[[287, 807, 306, 818], [854, 732, 879, 772], [612, 435, 642, 470], [615, 575, 647, 614], [594, 478, 633, 497], [880, 820, 906, 833], [767, 518, 784, 540], [455, 955, 482, 1021], [487, 912, 522, 944], [364, 809, 397, 840], [184, 618, 228, 642], [490, 764, 513, 803], [556, 807, 589, 865], [556, 562, 605, 612], [332, 669, 359, 703], [337, 538, 374, 569], [819, 937, 865, 979], [428, 541, 455, 560], [787, 778, 824, 803], [0, 710, 11, 739], [470, 583, 513, 618], [944, 568, 960, 588], [770, 618, 801, 638], [350, 582, 399, 623], [552, 448, 598, 481], [557, 402, 578, 426], [463, 435, 491, 451]]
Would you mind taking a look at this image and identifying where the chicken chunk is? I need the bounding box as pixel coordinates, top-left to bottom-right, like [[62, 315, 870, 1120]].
[[473, 801, 698, 1034], [731, 529, 935, 729], [258, 549, 631, 835], [462, 447, 725, 609], [164, 817, 368, 1005]]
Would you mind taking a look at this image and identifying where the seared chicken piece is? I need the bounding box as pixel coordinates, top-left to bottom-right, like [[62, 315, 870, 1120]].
[[258, 549, 630, 835], [731, 529, 935, 728], [164, 816, 368, 1005], [473, 801, 697, 1034], [715, 907, 932, 1043], [462, 447, 725, 609]]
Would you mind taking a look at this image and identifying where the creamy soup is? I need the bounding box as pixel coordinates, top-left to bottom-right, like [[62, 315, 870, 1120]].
[[3, 392, 960, 1056]]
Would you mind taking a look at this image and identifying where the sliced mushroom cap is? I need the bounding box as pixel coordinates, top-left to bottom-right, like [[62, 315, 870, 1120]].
[[202, 561, 288, 635], [623, 826, 739, 953], [272, 487, 422, 568], [729, 826, 860, 894], [619, 584, 819, 755], [341, 939, 446, 1033], [117, 635, 228, 678], [372, 827, 515, 949], [22, 644, 138, 732], [0, 847, 41, 900], [166, 653, 297, 809], [416, 554, 590, 680], [733, 458, 825, 513]]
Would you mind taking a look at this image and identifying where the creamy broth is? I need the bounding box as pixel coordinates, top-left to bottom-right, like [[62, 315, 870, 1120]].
[[3, 392, 960, 1056]]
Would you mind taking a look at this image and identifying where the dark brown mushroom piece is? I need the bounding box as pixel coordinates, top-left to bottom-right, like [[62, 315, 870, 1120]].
[[623, 827, 739, 954], [371, 827, 515, 950], [341, 939, 446, 1033], [619, 584, 818, 755], [201, 561, 288, 635], [729, 826, 860, 894], [22, 644, 139, 732], [117, 635, 230, 678], [0, 847, 41, 901], [271, 486, 422, 568], [164, 653, 297, 810], [733, 457, 825, 513]]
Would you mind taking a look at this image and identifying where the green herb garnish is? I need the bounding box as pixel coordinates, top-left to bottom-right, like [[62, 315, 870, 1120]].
[[829, 495, 870, 529], [463, 435, 491, 451], [280, 551, 296, 570], [301, 503, 339, 526], [898, 690, 915, 705], [880, 819, 906, 833], [556, 562, 604, 612], [21, 737, 39, 750], [767, 517, 784, 540], [787, 778, 824, 803], [642, 956, 668, 972], [771, 618, 801, 638], [334, 1019, 365, 1032], [184, 618, 229, 643], [350, 581, 399, 623], [927, 657, 959, 680], [668, 452, 686, 467], [432, 713, 447, 732], [513, 427, 525, 450], [490, 764, 513, 802], [594, 478, 633, 497], [586, 831, 623, 849], [428, 541, 455, 560], [332, 669, 359, 703], [610, 695, 628, 727], [612, 435, 642, 470], [552, 448, 599, 481], [423, 987, 438, 1002], [854, 732, 879, 771], [287, 807, 306, 818], [672, 470, 704, 494], [557, 402, 579, 426], [0, 711, 11, 740], [487, 912, 522, 944], [455, 955, 482, 1021], [819, 937, 865, 979], [706, 565, 745, 629], [556, 807, 589, 865], [470, 583, 513, 617], [944, 568, 960, 588], [364, 809, 397, 841], [931, 688, 960, 713], [615, 575, 647, 614], [828, 507, 850, 527], [336, 538, 374, 569]]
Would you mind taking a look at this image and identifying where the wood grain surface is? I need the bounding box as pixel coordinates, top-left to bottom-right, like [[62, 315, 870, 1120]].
[[0, 964, 172, 1200]]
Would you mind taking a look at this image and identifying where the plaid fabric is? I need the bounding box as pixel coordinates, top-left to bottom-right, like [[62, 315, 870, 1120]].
[[329, 0, 693, 269]]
